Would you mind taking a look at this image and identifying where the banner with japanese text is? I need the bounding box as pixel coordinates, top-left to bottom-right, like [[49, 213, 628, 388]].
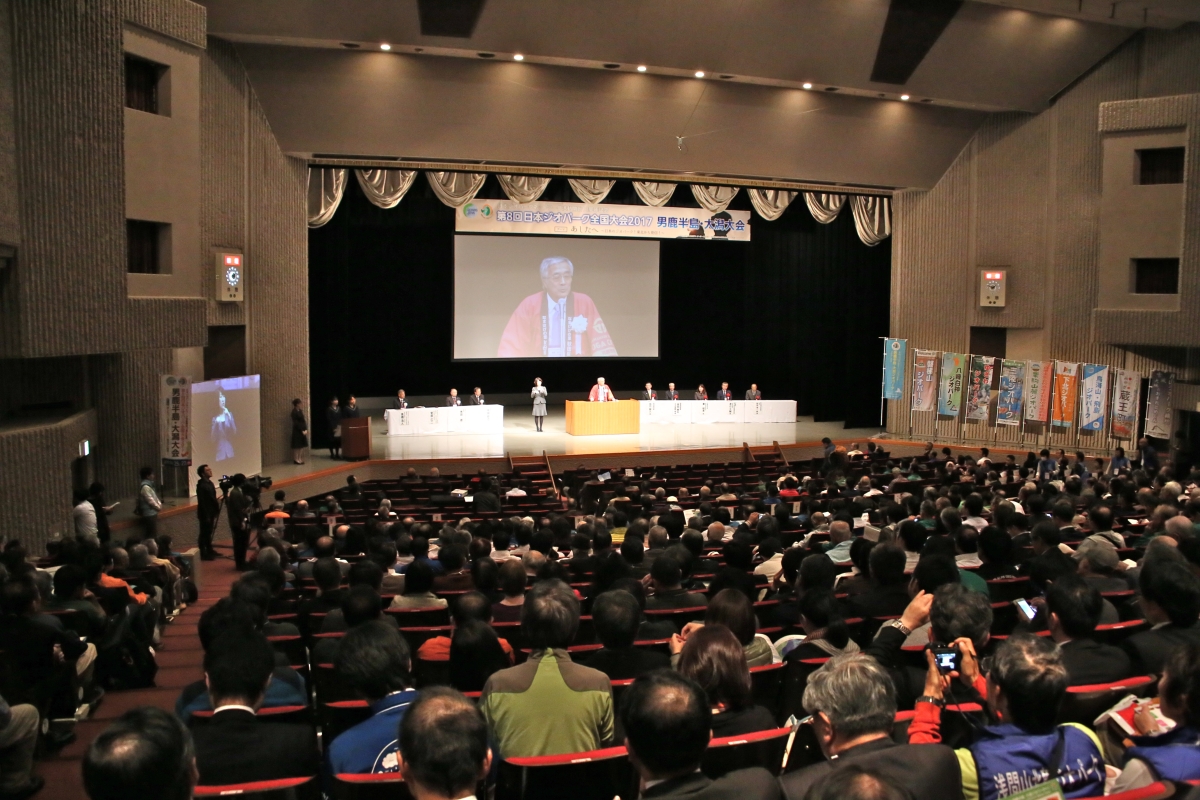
[[1051, 361, 1079, 428], [1025, 361, 1053, 422], [911, 350, 939, 412], [455, 199, 751, 241], [938, 352, 967, 416], [159, 375, 192, 467], [1111, 370, 1141, 439], [964, 355, 995, 421], [1080, 364, 1109, 432], [1145, 371, 1175, 439], [882, 338, 907, 400], [996, 360, 1025, 426]]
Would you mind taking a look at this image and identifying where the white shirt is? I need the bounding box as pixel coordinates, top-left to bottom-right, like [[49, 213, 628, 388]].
[[73, 500, 98, 536], [547, 294, 567, 357], [753, 553, 784, 580], [505, 488, 527, 497]]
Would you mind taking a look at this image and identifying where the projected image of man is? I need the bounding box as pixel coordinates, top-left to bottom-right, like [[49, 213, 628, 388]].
[[496, 256, 618, 358]]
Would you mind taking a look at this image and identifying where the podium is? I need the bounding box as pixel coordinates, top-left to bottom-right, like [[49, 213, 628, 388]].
[[565, 400, 640, 436], [342, 417, 371, 459]]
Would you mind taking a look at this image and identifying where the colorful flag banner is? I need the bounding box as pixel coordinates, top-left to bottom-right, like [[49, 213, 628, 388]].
[[1025, 361, 1053, 422], [882, 339, 907, 401], [1145, 371, 1175, 439], [964, 356, 995, 421], [1080, 364, 1109, 432], [938, 353, 967, 416], [1051, 361, 1079, 428], [996, 360, 1026, 426], [911, 350, 939, 412], [1111, 370, 1141, 439], [159, 375, 192, 467]]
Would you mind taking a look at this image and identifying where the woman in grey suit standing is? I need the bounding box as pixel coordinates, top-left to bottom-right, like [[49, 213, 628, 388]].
[[531, 377, 548, 432]]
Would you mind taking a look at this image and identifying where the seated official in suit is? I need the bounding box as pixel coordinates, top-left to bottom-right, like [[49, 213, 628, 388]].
[[397, 687, 492, 800], [191, 628, 318, 786], [392, 389, 409, 409], [1044, 573, 1131, 685], [744, 383, 762, 400], [642, 382, 657, 400], [585, 590, 671, 680], [622, 670, 779, 800], [665, 383, 680, 400], [468, 387, 486, 405], [1121, 557, 1200, 676], [716, 382, 732, 400], [445, 389, 461, 406], [780, 653, 962, 800]]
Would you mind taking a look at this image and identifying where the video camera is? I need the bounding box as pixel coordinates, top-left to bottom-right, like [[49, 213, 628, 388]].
[[218, 474, 273, 503]]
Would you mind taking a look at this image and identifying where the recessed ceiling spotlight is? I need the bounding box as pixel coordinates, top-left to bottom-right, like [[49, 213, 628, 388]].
[[379, 43, 391, 51], [637, 65, 647, 72], [695, 70, 705, 78], [802, 83, 812, 89], [603, 63, 620, 69], [477, 52, 495, 58], [900, 94, 910, 100], [513, 54, 524, 61]]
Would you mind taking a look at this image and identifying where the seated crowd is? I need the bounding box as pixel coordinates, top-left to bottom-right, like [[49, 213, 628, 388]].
[[8, 444, 1200, 800]]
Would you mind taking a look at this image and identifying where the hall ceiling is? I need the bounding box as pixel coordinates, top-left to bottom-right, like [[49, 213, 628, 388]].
[[196, 0, 1184, 189]]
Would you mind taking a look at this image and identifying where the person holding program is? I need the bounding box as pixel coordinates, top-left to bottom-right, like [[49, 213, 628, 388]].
[[531, 378, 548, 432], [497, 256, 618, 358]]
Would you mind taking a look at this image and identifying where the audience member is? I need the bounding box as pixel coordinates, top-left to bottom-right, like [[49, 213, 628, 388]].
[[83, 708, 194, 800], [397, 688, 491, 800], [621, 670, 779, 800], [390, 560, 449, 610], [782, 588, 859, 661], [1122, 558, 1200, 675], [845, 545, 910, 619], [0, 691, 41, 799], [676, 624, 775, 737], [802, 766, 912, 800], [587, 590, 671, 680], [1044, 573, 1131, 685], [780, 654, 962, 800], [646, 552, 708, 610], [491, 559, 527, 622], [479, 580, 613, 757]]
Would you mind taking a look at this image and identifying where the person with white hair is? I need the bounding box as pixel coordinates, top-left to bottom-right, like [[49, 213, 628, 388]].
[[588, 376, 615, 402], [496, 255, 618, 357]]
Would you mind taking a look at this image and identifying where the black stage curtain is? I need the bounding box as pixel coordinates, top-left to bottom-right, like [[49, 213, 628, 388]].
[[308, 177, 890, 439]]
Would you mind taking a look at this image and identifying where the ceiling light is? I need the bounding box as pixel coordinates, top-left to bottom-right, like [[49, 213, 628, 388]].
[[379, 43, 391, 51], [695, 71, 705, 78], [513, 54, 524, 61], [900, 94, 910, 100], [802, 83, 812, 90], [637, 65, 647, 72]]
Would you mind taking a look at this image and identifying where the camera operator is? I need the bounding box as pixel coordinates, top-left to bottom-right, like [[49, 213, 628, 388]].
[[196, 465, 219, 562], [225, 474, 253, 570]]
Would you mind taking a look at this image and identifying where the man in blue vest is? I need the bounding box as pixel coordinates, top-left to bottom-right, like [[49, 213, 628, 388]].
[[908, 633, 1105, 800]]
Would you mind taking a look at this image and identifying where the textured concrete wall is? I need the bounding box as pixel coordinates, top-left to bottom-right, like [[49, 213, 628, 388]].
[[888, 28, 1200, 450], [0, 411, 97, 543]]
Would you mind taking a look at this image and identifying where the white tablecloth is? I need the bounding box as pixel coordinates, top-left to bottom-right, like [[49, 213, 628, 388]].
[[639, 400, 796, 425], [384, 405, 504, 436]]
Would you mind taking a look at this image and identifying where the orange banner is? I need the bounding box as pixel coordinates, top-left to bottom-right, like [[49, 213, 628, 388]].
[[1051, 361, 1079, 428]]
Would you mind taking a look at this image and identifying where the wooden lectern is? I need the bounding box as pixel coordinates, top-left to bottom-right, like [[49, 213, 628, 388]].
[[342, 417, 371, 460], [565, 400, 640, 436]]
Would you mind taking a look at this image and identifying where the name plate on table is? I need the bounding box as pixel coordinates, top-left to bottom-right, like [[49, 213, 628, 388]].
[[641, 400, 691, 425], [695, 401, 741, 424], [385, 406, 504, 436]]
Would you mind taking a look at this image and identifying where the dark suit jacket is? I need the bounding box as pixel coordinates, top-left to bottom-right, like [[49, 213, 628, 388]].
[[192, 708, 318, 786], [392, 397, 409, 409], [779, 738, 963, 800], [845, 583, 911, 620], [341, 405, 360, 419], [716, 390, 732, 400], [468, 394, 485, 405], [694, 392, 707, 400], [446, 396, 461, 406], [196, 478, 220, 522], [647, 587, 709, 610], [642, 391, 657, 400], [584, 646, 670, 680], [1061, 637, 1132, 685], [641, 768, 779, 800], [665, 391, 679, 400], [744, 391, 761, 400], [1121, 623, 1200, 676]]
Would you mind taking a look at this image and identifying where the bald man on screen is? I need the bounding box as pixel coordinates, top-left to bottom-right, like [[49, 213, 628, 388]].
[[496, 256, 618, 358]]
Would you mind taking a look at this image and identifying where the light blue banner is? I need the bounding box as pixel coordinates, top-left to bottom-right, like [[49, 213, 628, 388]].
[[882, 339, 907, 400]]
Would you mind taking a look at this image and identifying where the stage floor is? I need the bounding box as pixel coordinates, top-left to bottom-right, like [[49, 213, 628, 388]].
[[366, 407, 880, 460]]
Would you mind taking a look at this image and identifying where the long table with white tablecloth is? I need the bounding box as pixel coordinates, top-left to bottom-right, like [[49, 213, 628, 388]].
[[384, 405, 504, 436], [639, 399, 796, 425]]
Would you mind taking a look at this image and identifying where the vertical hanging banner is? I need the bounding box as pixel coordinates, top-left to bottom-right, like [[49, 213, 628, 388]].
[[996, 360, 1026, 426], [1079, 364, 1110, 432], [882, 338, 907, 400], [159, 375, 192, 466], [964, 356, 995, 421], [911, 350, 939, 412], [1145, 371, 1175, 439], [1111, 370, 1142, 439], [1025, 361, 1053, 423], [1051, 361, 1079, 428], [938, 352, 967, 416]]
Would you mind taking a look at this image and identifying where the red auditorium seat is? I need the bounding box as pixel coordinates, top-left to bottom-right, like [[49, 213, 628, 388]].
[[499, 746, 634, 800], [332, 773, 413, 800], [1080, 782, 1173, 800], [1059, 675, 1156, 726], [194, 775, 317, 798]]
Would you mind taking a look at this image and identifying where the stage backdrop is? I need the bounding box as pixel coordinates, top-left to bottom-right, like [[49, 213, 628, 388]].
[[308, 177, 891, 439]]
